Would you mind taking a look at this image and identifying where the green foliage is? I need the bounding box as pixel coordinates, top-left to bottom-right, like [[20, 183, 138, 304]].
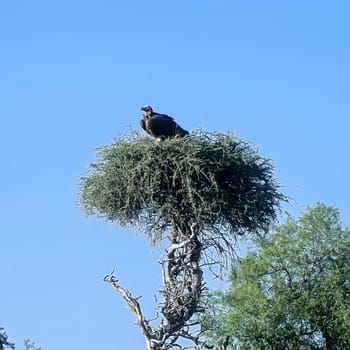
[[79, 130, 284, 245], [0, 328, 14, 350], [207, 203, 350, 349], [0, 329, 41, 350], [24, 339, 41, 350]]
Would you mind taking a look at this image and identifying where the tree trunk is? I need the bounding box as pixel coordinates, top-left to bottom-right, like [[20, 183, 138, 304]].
[[104, 222, 205, 349]]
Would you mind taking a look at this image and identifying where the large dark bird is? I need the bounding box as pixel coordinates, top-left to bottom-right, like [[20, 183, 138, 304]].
[[139, 105, 189, 141]]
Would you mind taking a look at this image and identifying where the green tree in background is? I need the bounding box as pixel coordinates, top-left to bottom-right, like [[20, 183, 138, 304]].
[[24, 339, 41, 350], [207, 203, 350, 349], [79, 130, 285, 349], [0, 328, 14, 350], [0, 328, 41, 350]]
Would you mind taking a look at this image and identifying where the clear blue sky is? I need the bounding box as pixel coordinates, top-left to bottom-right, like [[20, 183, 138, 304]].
[[1, 1, 349, 349]]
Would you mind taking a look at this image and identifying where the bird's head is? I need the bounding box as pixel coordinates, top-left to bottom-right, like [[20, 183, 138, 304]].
[[141, 105, 153, 119]]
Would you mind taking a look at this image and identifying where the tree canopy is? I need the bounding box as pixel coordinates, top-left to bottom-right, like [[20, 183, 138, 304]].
[[79, 130, 284, 249], [207, 203, 350, 349]]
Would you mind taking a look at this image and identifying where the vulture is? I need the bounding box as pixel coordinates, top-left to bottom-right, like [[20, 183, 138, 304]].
[[139, 105, 189, 141]]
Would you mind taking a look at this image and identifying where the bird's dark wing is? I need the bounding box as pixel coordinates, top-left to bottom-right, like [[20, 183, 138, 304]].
[[141, 114, 189, 139], [175, 124, 189, 137], [140, 119, 147, 131], [145, 115, 177, 138], [158, 114, 189, 136]]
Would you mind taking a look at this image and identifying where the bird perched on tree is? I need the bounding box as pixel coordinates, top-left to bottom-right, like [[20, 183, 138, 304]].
[[139, 105, 189, 141]]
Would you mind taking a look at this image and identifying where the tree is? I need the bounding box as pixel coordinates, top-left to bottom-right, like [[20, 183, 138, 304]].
[[207, 203, 350, 349], [0, 328, 14, 350], [78, 130, 285, 349], [24, 339, 42, 350], [0, 328, 41, 350]]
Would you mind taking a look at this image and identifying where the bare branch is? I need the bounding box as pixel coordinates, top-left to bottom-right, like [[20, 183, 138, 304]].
[[103, 272, 156, 348]]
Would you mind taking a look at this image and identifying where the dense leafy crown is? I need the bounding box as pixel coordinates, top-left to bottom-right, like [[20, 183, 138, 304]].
[[79, 130, 284, 244], [207, 203, 350, 349]]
